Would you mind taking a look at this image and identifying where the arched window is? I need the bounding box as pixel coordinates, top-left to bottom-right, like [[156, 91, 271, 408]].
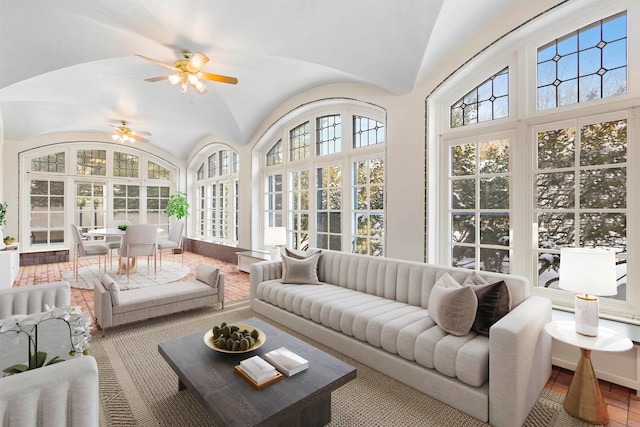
[[20, 142, 177, 250], [432, 3, 636, 320], [191, 145, 240, 246], [259, 102, 386, 256]]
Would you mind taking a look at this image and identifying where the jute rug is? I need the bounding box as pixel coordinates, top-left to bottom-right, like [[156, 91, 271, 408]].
[[63, 261, 189, 290], [91, 301, 601, 427]]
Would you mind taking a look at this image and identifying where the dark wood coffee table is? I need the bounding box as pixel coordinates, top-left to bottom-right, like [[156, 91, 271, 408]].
[[158, 317, 356, 426]]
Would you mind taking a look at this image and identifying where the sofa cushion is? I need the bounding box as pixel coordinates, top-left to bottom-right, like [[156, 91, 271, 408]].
[[101, 274, 121, 305], [467, 280, 511, 336], [427, 273, 477, 336], [281, 252, 321, 285], [113, 281, 216, 314], [196, 262, 220, 288]]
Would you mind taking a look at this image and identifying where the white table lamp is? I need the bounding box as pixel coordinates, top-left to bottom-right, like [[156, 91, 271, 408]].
[[264, 227, 287, 260], [559, 247, 617, 337]]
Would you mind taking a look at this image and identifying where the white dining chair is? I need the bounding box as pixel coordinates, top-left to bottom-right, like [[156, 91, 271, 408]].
[[117, 224, 158, 283], [70, 224, 108, 280], [157, 220, 184, 269], [105, 219, 132, 270]]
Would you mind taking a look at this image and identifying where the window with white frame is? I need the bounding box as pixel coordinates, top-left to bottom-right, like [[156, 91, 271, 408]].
[[260, 104, 385, 255], [447, 136, 512, 273], [435, 2, 636, 320], [21, 142, 177, 250], [192, 146, 239, 245]]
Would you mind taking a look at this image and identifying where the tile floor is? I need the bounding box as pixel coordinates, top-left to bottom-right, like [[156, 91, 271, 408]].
[[12, 251, 640, 426]]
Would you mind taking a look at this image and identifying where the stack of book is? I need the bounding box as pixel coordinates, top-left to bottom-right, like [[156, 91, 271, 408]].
[[238, 355, 279, 385], [264, 347, 309, 377]]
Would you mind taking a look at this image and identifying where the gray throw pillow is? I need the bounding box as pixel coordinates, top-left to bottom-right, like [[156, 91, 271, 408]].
[[427, 273, 478, 336], [101, 274, 121, 305], [465, 280, 511, 336], [282, 247, 322, 260], [196, 262, 220, 288], [281, 252, 321, 285]]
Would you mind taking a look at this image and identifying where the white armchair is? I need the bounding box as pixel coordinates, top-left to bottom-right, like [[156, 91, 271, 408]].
[[0, 356, 99, 427]]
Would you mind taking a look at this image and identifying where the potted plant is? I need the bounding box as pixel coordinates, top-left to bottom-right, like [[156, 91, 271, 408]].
[[165, 191, 190, 220], [0, 201, 8, 250]]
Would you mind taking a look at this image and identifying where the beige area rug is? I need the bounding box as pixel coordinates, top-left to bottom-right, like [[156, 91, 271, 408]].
[[63, 260, 190, 290], [91, 301, 602, 427]]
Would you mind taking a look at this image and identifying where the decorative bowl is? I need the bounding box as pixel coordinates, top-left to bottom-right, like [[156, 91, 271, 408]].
[[203, 324, 266, 354]]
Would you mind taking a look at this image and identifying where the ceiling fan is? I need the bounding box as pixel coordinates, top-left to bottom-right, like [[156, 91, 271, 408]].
[[110, 121, 150, 143], [136, 49, 238, 94]]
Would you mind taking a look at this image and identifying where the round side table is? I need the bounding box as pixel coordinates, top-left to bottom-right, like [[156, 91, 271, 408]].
[[545, 320, 632, 425]]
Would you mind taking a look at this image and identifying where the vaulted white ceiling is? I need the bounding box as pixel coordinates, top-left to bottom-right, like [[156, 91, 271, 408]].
[[0, 0, 523, 159]]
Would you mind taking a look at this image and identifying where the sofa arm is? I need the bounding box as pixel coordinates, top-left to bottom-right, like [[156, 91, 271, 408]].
[[0, 356, 99, 427], [249, 260, 282, 306], [93, 280, 113, 330], [489, 295, 552, 427], [217, 272, 225, 304]]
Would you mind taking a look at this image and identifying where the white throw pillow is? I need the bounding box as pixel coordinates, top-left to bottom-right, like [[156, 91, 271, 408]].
[[427, 273, 478, 336], [196, 262, 220, 288], [101, 274, 121, 305], [281, 252, 321, 285]]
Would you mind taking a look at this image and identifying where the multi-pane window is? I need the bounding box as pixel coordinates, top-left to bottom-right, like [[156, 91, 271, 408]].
[[534, 118, 627, 300], [148, 161, 171, 180], [353, 116, 385, 148], [537, 12, 627, 110], [266, 140, 283, 166], [353, 157, 384, 256], [74, 182, 105, 234], [147, 186, 170, 231], [289, 170, 310, 250], [208, 154, 218, 178], [192, 147, 240, 245], [196, 185, 206, 237], [262, 109, 385, 256], [451, 68, 509, 128], [21, 144, 176, 250], [289, 122, 310, 161], [113, 184, 140, 223], [29, 179, 65, 245], [448, 137, 511, 273], [77, 150, 106, 175], [113, 152, 139, 178], [233, 152, 240, 174], [31, 152, 65, 173], [316, 115, 341, 156], [220, 150, 230, 175], [264, 174, 284, 228], [316, 165, 342, 250]]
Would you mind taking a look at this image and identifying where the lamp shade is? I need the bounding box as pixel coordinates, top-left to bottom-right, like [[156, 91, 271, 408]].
[[264, 227, 287, 247], [559, 248, 617, 296]]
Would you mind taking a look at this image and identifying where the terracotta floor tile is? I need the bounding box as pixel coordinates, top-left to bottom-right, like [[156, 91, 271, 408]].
[[608, 404, 629, 425]]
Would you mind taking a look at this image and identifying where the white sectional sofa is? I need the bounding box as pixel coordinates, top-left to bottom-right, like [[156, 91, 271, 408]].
[[250, 249, 552, 427], [94, 262, 225, 330]]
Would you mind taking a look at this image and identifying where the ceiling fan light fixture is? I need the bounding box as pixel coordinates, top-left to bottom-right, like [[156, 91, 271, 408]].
[[168, 74, 182, 85], [187, 73, 199, 85]]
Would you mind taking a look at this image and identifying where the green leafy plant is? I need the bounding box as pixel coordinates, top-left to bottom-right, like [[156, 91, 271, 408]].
[[166, 191, 190, 220], [117, 224, 129, 230], [0, 201, 7, 227]]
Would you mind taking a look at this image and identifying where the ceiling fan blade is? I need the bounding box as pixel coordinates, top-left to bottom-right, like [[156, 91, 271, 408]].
[[131, 134, 150, 143], [135, 54, 181, 72], [187, 52, 209, 72], [199, 72, 238, 85], [144, 75, 170, 82]]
